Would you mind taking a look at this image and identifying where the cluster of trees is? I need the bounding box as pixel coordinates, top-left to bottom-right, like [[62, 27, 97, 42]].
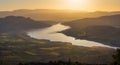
[[18, 61, 99, 65], [111, 49, 120, 65]]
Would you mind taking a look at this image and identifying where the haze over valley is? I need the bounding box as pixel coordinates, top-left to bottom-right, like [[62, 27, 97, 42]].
[[0, 0, 120, 65]]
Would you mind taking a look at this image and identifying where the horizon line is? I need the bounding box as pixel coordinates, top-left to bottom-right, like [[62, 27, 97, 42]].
[[0, 8, 120, 12]]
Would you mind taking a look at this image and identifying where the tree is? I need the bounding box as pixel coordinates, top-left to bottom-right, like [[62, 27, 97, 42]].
[[18, 63, 24, 65], [111, 49, 120, 65]]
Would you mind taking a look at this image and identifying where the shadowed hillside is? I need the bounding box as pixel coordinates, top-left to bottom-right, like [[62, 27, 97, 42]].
[[62, 14, 120, 47], [0, 16, 51, 33], [63, 14, 120, 28]]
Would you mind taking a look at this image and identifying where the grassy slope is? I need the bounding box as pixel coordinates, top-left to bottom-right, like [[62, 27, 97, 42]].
[[0, 33, 115, 65]]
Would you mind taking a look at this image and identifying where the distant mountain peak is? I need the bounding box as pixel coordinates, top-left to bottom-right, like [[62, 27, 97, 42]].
[[0, 16, 50, 33], [4, 16, 33, 21]]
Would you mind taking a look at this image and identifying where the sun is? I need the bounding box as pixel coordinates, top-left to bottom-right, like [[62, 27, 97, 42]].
[[64, 0, 89, 10], [68, 0, 82, 4]]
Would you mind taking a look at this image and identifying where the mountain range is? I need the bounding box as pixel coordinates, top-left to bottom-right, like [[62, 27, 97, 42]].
[[0, 9, 120, 22]]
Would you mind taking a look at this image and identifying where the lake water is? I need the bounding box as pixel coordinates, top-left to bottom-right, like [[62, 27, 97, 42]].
[[27, 23, 117, 49]]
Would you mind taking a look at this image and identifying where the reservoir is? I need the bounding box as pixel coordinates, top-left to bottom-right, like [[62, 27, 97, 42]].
[[27, 23, 117, 49]]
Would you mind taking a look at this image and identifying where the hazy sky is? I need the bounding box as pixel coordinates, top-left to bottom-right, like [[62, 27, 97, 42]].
[[0, 0, 120, 11]]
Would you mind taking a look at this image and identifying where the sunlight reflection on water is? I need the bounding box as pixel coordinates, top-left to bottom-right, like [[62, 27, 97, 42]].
[[27, 23, 118, 49]]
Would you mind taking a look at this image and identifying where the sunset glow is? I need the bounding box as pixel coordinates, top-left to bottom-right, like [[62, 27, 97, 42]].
[[0, 0, 120, 11], [63, 0, 90, 10]]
